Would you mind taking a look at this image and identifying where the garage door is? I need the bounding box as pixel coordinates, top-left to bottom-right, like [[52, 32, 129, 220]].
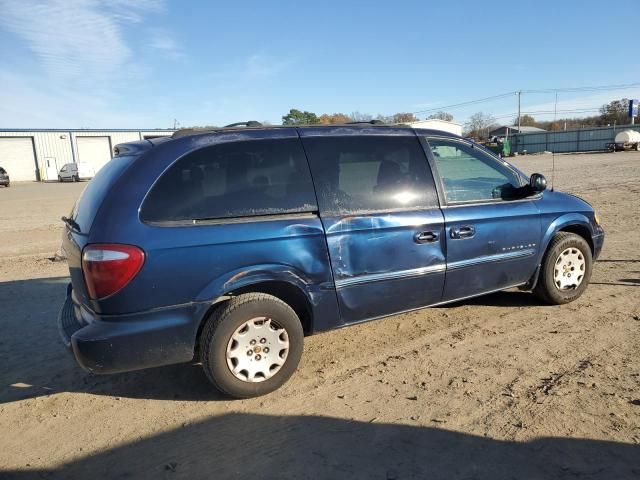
[[76, 137, 112, 173], [0, 137, 37, 181]]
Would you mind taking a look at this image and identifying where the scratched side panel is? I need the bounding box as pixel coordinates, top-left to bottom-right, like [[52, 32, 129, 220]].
[[322, 209, 446, 323]]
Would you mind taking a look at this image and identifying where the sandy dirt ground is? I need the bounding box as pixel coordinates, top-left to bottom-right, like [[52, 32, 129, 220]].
[[0, 152, 638, 479]]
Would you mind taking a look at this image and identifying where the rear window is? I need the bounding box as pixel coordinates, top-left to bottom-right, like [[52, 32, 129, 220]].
[[71, 155, 135, 232], [141, 138, 317, 223], [301, 135, 438, 215]]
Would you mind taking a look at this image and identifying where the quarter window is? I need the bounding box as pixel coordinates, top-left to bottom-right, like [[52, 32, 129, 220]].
[[141, 138, 317, 222], [301, 136, 438, 215], [427, 138, 521, 203]]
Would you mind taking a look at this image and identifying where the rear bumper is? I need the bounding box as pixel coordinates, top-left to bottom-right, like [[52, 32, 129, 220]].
[[58, 287, 209, 374]]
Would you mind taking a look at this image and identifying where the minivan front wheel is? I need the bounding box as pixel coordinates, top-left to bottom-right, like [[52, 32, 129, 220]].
[[200, 293, 304, 398], [534, 232, 593, 305]]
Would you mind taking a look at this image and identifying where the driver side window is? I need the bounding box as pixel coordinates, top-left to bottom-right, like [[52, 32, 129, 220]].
[[427, 138, 521, 203]]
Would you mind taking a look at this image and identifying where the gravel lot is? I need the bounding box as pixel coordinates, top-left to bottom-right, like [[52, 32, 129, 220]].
[[1, 151, 639, 479]]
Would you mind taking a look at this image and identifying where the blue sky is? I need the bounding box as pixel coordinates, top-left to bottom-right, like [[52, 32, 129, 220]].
[[1, 0, 639, 129]]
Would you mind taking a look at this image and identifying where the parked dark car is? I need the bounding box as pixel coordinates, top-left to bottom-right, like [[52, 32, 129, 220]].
[[0, 166, 9, 187], [58, 122, 604, 398]]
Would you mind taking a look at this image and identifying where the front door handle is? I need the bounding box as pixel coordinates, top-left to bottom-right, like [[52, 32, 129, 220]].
[[414, 231, 439, 244], [450, 225, 475, 239]]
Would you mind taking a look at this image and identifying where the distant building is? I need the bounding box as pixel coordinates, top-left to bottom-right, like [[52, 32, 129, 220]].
[[0, 128, 174, 182], [407, 119, 463, 136], [489, 125, 546, 138]]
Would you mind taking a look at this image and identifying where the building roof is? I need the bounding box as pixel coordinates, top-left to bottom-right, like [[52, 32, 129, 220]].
[[490, 125, 546, 136]]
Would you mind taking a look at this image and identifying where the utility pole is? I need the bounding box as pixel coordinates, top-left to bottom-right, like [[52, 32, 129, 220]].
[[517, 91, 522, 131]]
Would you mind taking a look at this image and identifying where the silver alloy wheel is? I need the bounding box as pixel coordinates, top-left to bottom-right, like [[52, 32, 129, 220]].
[[226, 317, 289, 383], [553, 247, 586, 290]]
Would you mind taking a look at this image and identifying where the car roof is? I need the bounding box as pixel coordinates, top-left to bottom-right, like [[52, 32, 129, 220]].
[[113, 123, 461, 157], [170, 123, 461, 140]]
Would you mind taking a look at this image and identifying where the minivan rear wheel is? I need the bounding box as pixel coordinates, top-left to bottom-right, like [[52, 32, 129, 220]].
[[199, 293, 304, 398], [534, 232, 593, 305]]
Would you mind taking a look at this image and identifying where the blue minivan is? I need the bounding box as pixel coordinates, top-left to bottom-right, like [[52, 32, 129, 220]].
[[59, 122, 604, 398]]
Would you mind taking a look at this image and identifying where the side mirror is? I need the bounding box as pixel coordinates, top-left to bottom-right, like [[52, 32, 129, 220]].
[[529, 173, 547, 192]]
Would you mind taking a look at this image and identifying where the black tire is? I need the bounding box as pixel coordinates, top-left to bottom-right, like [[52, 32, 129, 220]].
[[73, 175, 79, 182], [58, 175, 62, 182], [199, 293, 304, 398], [534, 232, 593, 305]]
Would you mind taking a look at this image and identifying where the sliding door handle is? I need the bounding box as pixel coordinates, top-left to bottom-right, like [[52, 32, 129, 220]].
[[414, 231, 439, 244]]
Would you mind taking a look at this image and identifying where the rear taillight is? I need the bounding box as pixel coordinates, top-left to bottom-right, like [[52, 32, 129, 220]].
[[82, 244, 145, 299]]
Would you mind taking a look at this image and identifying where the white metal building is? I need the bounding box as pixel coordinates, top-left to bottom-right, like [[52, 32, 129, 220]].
[[0, 129, 175, 182], [407, 119, 463, 136]]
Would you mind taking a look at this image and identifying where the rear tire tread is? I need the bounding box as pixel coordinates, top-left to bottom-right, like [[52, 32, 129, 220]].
[[199, 293, 302, 398]]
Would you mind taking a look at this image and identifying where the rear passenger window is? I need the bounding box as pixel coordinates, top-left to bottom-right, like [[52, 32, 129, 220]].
[[301, 136, 438, 215], [141, 139, 317, 222]]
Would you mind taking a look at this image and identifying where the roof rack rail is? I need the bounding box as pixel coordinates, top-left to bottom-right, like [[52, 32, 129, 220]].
[[171, 128, 218, 139], [171, 121, 264, 139], [345, 120, 385, 125], [224, 121, 263, 128]]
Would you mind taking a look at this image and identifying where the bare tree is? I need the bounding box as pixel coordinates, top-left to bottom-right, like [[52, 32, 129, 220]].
[[464, 112, 498, 140], [513, 114, 536, 127], [427, 111, 454, 122], [392, 112, 419, 123], [350, 111, 373, 122]]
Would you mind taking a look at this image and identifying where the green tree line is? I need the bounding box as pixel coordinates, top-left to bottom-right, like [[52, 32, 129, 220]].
[[281, 109, 430, 125]]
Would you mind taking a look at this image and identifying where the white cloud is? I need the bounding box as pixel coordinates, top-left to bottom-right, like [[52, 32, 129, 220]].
[[147, 28, 185, 60], [207, 54, 295, 83], [0, 1, 165, 86], [0, 0, 180, 127]]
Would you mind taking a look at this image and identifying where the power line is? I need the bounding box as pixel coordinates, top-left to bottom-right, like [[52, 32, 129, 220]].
[[522, 82, 640, 94], [524, 108, 602, 115], [412, 91, 516, 115], [493, 107, 603, 121], [412, 82, 640, 117]]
